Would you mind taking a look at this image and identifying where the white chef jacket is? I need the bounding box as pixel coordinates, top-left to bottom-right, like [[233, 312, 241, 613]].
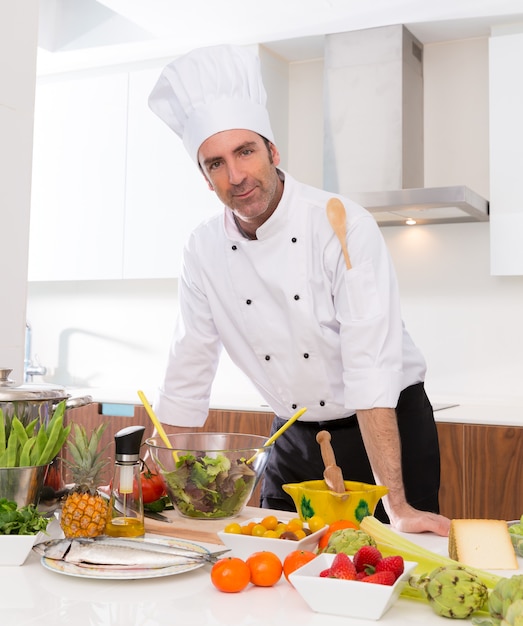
[[154, 172, 426, 426]]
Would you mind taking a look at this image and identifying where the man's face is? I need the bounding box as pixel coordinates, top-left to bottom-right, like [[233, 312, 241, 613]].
[[198, 129, 282, 226]]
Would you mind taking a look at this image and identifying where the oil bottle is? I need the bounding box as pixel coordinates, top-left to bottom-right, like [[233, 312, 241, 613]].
[[105, 425, 145, 537]]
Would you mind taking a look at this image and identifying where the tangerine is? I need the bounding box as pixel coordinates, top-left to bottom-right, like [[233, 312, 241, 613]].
[[210, 557, 251, 593], [318, 519, 358, 550], [283, 549, 317, 583], [245, 551, 283, 587]]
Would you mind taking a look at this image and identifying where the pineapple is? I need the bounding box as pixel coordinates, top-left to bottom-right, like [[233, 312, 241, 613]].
[[60, 423, 110, 538]]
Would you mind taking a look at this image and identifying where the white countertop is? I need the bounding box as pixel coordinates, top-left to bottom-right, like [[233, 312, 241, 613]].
[[66, 386, 523, 426], [4, 517, 522, 626]]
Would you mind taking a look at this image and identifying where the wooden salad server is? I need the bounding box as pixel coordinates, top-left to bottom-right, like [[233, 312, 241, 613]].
[[326, 197, 352, 270], [316, 430, 346, 494]]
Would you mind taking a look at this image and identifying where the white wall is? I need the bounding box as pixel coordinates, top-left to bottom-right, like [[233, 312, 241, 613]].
[[26, 36, 523, 406], [0, 1, 39, 383]]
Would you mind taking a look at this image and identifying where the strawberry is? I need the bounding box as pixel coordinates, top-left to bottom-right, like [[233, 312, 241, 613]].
[[352, 545, 382, 574], [361, 570, 396, 586], [319, 568, 331, 577], [374, 555, 404, 581], [327, 553, 357, 580]]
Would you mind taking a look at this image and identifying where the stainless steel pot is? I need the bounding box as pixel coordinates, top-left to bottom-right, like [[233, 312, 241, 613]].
[[0, 368, 93, 504], [0, 367, 92, 432]]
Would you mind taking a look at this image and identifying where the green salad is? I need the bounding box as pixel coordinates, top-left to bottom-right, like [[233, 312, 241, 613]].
[[162, 452, 256, 519], [0, 498, 50, 535]]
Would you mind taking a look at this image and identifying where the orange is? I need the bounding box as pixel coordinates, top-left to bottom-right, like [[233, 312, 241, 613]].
[[283, 549, 317, 583], [318, 519, 359, 550], [245, 551, 283, 587], [210, 557, 251, 593]]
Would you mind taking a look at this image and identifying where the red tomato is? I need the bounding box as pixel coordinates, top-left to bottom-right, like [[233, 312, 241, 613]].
[[133, 464, 167, 503]]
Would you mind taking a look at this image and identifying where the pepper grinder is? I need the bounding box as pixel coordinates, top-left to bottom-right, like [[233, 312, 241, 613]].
[[105, 425, 145, 538]]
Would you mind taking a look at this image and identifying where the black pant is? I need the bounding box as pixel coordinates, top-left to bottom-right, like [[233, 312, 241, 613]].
[[260, 382, 441, 523]]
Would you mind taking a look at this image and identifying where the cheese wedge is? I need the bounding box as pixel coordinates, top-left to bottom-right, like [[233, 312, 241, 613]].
[[448, 519, 518, 570]]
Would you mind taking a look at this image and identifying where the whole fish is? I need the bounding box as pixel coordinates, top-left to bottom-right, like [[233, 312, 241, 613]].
[[33, 536, 229, 569]]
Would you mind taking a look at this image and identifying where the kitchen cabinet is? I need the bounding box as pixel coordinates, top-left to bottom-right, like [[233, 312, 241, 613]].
[[436, 421, 523, 520], [489, 27, 523, 275], [29, 65, 221, 281], [463, 423, 523, 520], [436, 422, 465, 520], [123, 67, 221, 279], [29, 71, 128, 281], [63, 404, 523, 519]]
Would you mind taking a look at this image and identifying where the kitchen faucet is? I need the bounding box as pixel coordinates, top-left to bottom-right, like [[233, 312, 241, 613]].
[[24, 322, 47, 382]]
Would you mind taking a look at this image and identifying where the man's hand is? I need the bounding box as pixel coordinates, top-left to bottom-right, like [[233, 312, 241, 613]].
[[356, 407, 450, 537], [387, 502, 451, 537]]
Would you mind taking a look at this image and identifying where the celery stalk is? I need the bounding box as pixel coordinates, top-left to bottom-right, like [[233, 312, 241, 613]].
[[360, 516, 502, 590]]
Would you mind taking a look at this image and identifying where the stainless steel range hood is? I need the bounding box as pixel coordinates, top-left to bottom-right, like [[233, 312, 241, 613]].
[[323, 25, 489, 226]]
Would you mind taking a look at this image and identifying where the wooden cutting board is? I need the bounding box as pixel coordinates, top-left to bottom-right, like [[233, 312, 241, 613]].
[[144, 506, 295, 545]]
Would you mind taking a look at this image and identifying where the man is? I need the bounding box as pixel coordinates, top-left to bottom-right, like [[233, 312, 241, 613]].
[[149, 44, 450, 537]]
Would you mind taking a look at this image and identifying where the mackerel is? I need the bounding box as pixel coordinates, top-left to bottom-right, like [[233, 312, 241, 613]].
[[33, 536, 229, 569]]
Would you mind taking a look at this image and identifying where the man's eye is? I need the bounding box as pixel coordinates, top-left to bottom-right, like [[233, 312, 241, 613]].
[[209, 161, 221, 170]]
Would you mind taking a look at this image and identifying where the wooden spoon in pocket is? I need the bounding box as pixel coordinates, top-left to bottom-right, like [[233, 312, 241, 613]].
[[326, 198, 351, 270], [316, 430, 346, 494]]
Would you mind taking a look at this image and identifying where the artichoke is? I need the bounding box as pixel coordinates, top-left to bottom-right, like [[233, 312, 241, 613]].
[[410, 565, 489, 619], [501, 599, 523, 626], [489, 575, 523, 621], [322, 528, 376, 555]]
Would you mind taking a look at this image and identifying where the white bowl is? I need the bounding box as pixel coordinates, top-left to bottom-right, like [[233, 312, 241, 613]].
[[217, 518, 327, 561], [289, 553, 417, 620], [0, 533, 43, 566]]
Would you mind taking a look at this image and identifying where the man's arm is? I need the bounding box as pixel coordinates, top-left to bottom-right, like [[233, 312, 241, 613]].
[[356, 407, 450, 537]]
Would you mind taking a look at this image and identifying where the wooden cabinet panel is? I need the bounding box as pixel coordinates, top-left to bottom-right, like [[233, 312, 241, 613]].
[[464, 424, 523, 520], [63, 405, 523, 518], [436, 422, 465, 519]]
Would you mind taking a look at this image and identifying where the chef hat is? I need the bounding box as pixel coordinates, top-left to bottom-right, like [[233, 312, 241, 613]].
[[148, 44, 274, 165]]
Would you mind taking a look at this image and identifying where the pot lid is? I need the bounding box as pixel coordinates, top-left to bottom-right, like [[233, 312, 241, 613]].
[[0, 368, 68, 402]]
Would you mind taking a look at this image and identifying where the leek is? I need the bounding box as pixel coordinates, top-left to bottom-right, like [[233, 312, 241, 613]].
[[360, 516, 502, 607]]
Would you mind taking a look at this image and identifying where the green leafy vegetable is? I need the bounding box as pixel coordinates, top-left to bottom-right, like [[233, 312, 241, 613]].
[[0, 401, 71, 467], [0, 498, 51, 535], [162, 452, 256, 519], [144, 495, 172, 513]]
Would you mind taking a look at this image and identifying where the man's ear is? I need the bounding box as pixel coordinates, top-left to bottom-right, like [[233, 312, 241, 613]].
[[269, 142, 281, 167]]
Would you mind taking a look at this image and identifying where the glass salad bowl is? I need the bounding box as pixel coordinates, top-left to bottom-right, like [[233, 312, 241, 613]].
[[146, 433, 273, 519]]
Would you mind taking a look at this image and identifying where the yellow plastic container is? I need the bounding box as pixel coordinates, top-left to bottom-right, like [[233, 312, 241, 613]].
[[282, 480, 388, 526]]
